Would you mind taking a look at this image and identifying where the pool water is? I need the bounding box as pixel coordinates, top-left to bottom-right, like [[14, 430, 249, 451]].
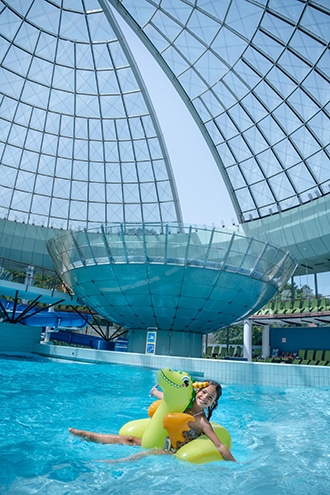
[[0, 355, 329, 495]]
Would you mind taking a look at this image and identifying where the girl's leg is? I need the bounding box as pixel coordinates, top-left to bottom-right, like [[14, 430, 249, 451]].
[[69, 428, 141, 446]]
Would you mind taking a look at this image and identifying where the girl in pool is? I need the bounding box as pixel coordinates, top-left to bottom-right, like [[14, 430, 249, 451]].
[[149, 379, 236, 461], [70, 379, 236, 462]]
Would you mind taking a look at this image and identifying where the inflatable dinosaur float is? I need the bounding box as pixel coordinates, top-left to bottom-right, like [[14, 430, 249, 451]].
[[119, 368, 231, 463]]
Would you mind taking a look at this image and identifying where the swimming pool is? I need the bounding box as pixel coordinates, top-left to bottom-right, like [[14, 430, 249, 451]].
[[1, 355, 329, 495]]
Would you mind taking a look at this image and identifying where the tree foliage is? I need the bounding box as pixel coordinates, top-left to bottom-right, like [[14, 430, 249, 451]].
[[213, 324, 262, 345]]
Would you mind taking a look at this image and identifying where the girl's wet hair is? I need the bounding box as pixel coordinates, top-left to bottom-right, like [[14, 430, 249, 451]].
[[204, 379, 222, 420]]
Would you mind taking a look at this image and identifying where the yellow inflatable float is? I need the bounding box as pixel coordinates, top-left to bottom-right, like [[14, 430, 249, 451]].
[[119, 368, 232, 464]]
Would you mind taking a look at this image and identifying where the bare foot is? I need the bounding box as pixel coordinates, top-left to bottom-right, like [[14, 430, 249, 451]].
[[69, 428, 97, 442]]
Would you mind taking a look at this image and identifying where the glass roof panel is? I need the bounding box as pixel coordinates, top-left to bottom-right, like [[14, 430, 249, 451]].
[[226, 163, 246, 189], [303, 69, 329, 107], [307, 111, 329, 147], [300, 3, 329, 40], [226, 8, 259, 43], [210, 82, 237, 111], [211, 27, 249, 67], [268, 173, 297, 202], [174, 30, 206, 64], [187, 8, 220, 45], [194, 50, 228, 85], [260, 10, 296, 44], [160, 0, 193, 25], [240, 158, 264, 183], [151, 9, 183, 41]]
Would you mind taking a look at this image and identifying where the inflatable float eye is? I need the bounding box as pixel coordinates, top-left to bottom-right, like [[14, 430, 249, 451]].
[[181, 376, 191, 387]]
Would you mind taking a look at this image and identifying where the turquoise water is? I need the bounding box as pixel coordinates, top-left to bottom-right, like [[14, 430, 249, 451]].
[[0, 355, 329, 495]]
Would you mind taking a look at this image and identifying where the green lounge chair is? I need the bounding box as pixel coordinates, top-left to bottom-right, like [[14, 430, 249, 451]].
[[293, 349, 305, 364], [216, 346, 227, 359], [292, 299, 303, 313], [300, 349, 314, 365], [212, 345, 220, 358], [235, 345, 243, 357], [316, 350, 330, 366], [275, 301, 286, 314], [308, 298, 318, 312], [203, 346, 212, 358], [283, 300, 295, 314], [308, 298, 324, 313], [309, 349, 323, 366]]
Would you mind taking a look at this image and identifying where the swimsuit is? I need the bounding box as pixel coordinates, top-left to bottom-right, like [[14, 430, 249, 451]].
[[182, 427, 200, 441], [164, 411, 203, 451]]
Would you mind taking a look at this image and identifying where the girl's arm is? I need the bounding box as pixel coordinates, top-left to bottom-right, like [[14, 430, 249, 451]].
[[150, 384, 164, 399], [201, 420, 237, 462]]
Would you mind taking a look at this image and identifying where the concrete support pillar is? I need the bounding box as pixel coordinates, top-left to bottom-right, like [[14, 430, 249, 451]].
[[128, 329, 203, 357], [262, 325, 270, 358], [243, 319, 252, 361]]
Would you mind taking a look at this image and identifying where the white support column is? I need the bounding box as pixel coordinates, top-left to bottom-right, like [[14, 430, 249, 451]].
[[44, 306, 55, 342], [243, 320, 252, 361], [262, 325, 270, 358]]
